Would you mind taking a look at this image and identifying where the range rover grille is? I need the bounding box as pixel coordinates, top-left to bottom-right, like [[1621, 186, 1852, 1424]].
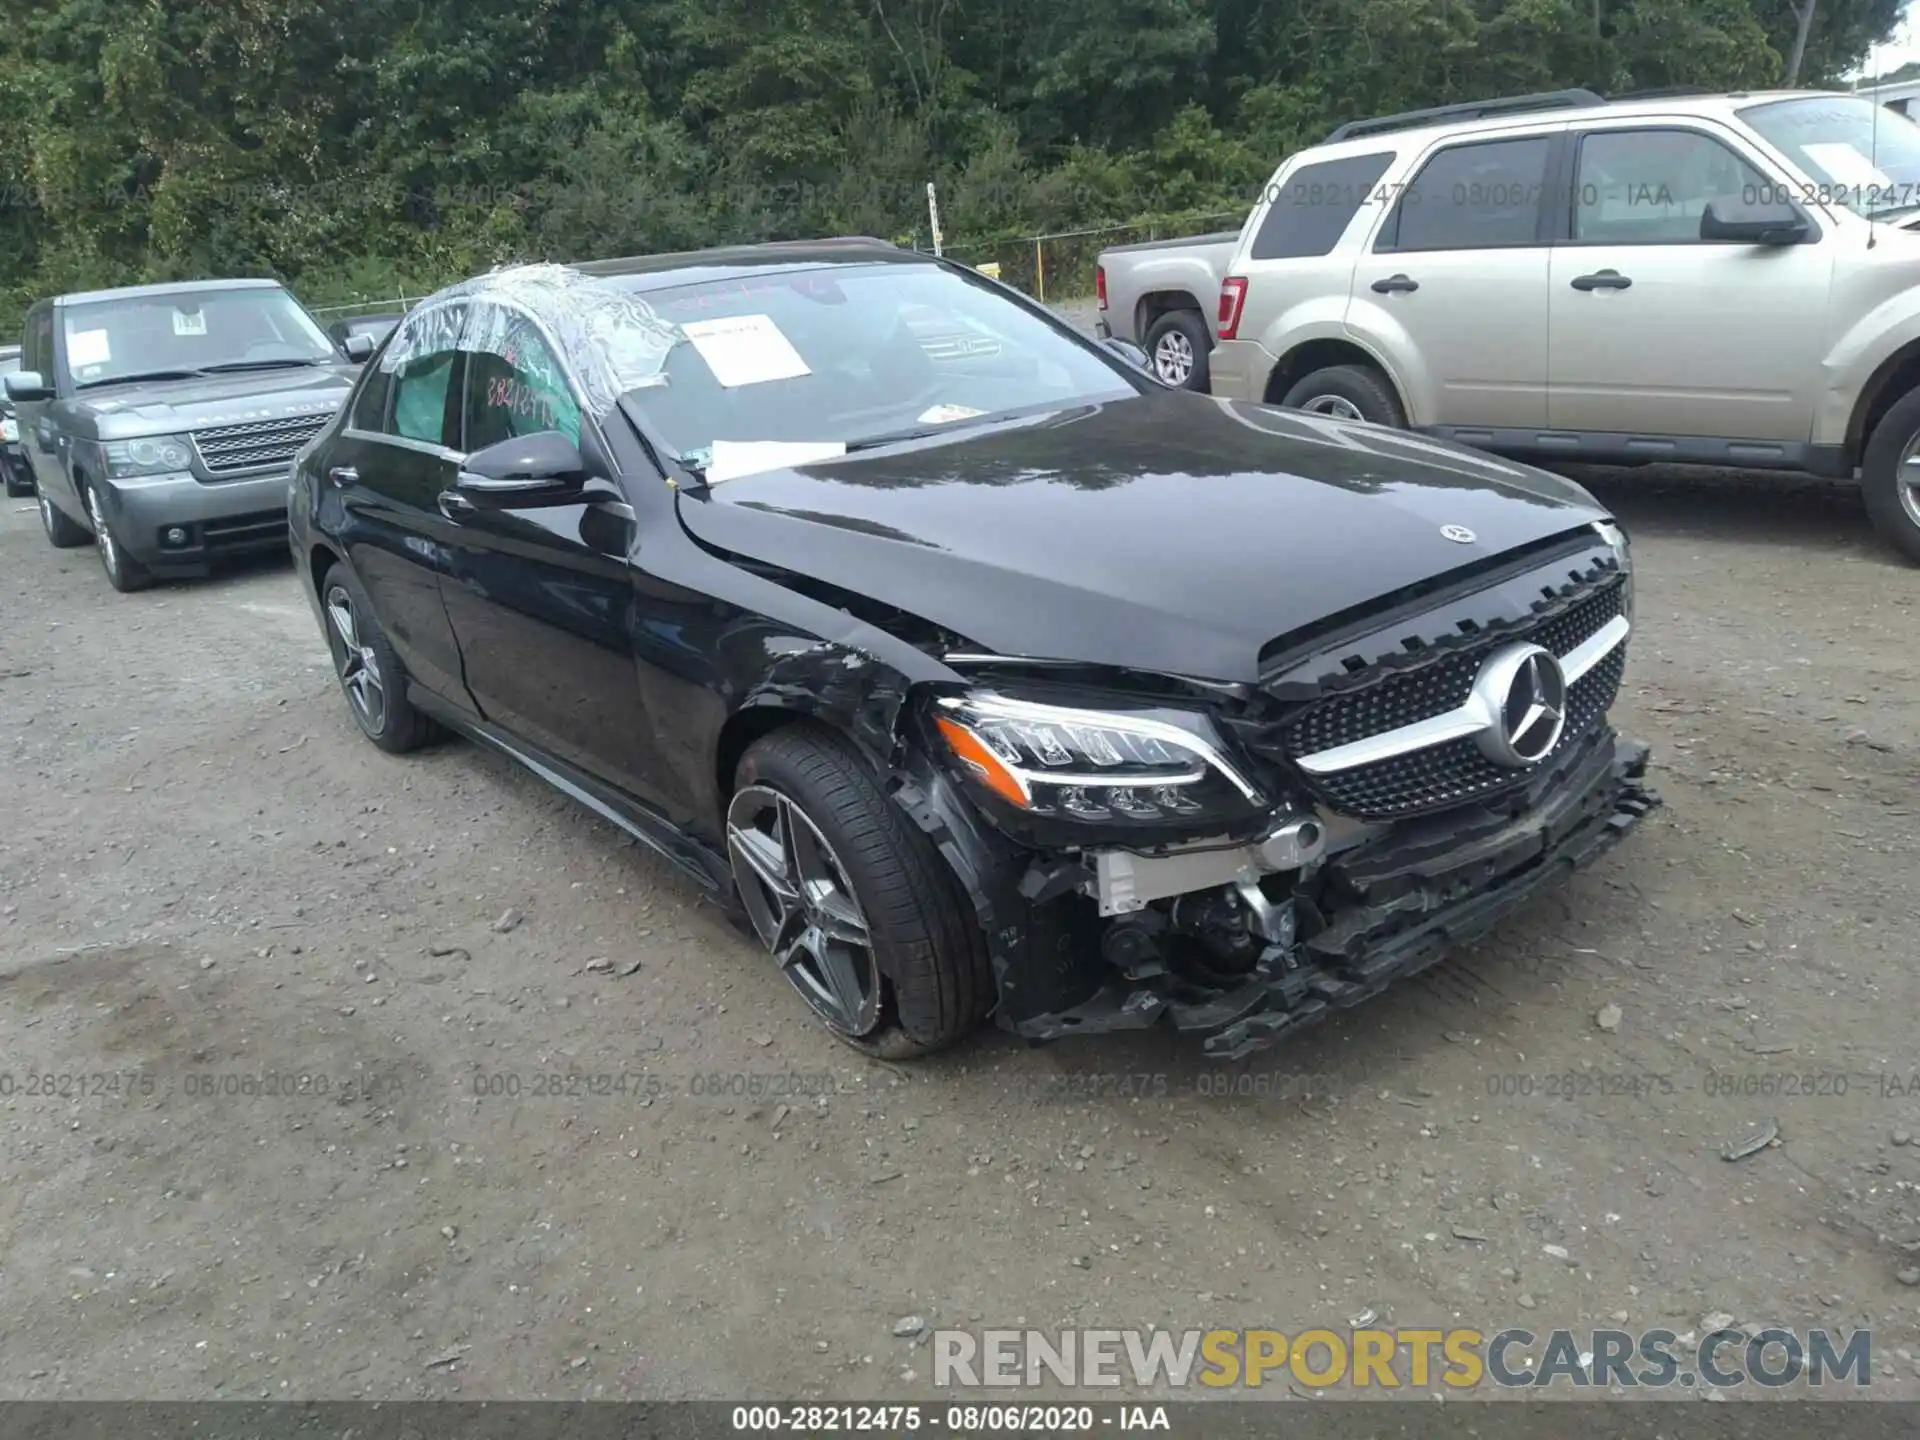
[[192, 414, 330, 478]]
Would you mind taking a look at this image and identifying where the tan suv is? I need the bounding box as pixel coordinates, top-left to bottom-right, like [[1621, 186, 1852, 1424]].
[[1207, 87, 1920, 561]]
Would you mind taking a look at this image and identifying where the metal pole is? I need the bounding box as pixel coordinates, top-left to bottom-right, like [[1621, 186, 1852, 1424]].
[[1035, 238, 1045, 303]]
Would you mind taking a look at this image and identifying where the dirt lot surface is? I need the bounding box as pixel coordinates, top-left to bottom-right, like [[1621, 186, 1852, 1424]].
[[1, 456, 1917, 1403]]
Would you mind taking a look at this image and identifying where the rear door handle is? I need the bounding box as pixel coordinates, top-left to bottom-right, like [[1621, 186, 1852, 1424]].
[[327, 465, 357, 488], [1371, 274, 1419, 294], [1570, 270, 1632, 291], [437, 489, 477, 522]]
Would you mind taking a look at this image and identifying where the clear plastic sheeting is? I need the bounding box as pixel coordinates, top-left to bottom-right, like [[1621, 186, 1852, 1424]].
[[376, 262, 679, 415]]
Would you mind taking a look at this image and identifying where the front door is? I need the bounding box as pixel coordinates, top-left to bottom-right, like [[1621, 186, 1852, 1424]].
[[332, 307, 471, 706], [1546, 123, 1835, 440], [435, 307, 658, 805], [1349, 131, 1560, 429]]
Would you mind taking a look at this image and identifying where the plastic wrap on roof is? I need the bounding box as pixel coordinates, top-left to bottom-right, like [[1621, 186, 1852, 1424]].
[[377, 262, 678, 414]]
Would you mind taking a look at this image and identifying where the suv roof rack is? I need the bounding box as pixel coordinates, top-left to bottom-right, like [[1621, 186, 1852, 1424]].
[[1322, 88, 1607, 143], [1607, 85, 1716, 100]]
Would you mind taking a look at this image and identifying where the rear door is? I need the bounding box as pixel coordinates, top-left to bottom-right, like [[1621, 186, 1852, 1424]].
[[1349, 128, 1563, 428], [18, 306, 67, 502], [435, 306, 659, 804], [1545, 121, 1833, 441], [329, 305, 471, 706]]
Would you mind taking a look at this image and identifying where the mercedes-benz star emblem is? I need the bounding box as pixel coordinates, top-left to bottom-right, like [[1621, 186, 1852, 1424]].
[[1440, 524, 1476, 544], [1470, 642, 1568, 767]]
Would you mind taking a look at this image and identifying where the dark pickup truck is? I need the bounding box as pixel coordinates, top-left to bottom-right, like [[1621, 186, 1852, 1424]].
[[6, 278, 365, 592]]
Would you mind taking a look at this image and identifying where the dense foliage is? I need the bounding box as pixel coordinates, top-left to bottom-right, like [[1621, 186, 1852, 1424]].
[[0, 0, 1901, 321]]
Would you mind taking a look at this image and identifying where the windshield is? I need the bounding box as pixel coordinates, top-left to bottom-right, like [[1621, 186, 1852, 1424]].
[[61, 287, 336, 387], [1740, 95, 1920, 217], [614, 262, 1139, 463]]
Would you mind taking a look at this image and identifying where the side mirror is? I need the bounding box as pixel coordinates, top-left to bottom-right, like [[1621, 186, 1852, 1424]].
[[341, 333, 375, 363], [5, 370, 52, 402], [1700, 200, 1810, 246], [453, 430, 589, 509], [1102, 336, 1154, 373]]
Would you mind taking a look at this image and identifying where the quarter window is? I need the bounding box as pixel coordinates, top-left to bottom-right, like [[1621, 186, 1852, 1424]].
[[1572, 129, 1770, 243], [1250, 152, 1396, 260], [462, 312, 582, 450], [1378, 136, 1552, 252]]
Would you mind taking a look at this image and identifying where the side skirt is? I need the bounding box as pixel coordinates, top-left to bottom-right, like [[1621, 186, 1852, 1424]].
[[408, 684, 734, 897]]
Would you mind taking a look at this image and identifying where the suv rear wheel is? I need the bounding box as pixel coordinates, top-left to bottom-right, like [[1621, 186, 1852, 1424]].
[[1861, 388, 1920, 563], [1281, 364, 1406, 428], [1143, 310, 1211, 391], [727, 724, 991, 1058]]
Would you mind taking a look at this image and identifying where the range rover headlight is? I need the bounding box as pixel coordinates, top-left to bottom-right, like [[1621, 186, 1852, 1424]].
[[932, 693, 1266, 826], [1592, 518, 1632, 621], [102, 435, 195, 477]]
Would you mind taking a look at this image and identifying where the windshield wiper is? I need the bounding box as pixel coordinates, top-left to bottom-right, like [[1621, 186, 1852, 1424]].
[[842, 424, 962, 453], [198, 358, 327, 373], [73, 368, 208, 389]]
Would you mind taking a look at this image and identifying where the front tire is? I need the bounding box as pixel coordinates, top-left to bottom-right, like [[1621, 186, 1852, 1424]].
[[318, 561, 439, 752], [84, 482, 153, 593], [1280, 364, 1406, 427], [728, 724, 992, 1058], [1143, 310, 1211, 391], [39, 487, 88, 548], [1860, 386, 1920, 564]]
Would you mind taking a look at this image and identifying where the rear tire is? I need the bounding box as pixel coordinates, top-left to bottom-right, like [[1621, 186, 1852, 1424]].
[[728, 723, 992, 1059], [318, 561, 439, 753], [1143, 310, 1212, 391], [1280, 364, 1406, 428], [39, 487, 88, 548], [1860, 385, 1920, 564]]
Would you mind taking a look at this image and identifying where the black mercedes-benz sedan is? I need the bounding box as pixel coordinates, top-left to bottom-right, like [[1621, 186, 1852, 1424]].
[[288, 238, 1657, 1060]]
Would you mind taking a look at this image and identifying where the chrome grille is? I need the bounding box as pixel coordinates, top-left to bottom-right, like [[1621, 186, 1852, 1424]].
[[1275, 577, 1628, 821], [192, 414, 329, 478]]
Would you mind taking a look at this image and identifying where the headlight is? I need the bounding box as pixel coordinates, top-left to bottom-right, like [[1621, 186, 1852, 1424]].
[[102, 435, 195, 477], [932, 692, 1265, 827], [1592, 519, 1632, 620], [0, 418, 15, 442]]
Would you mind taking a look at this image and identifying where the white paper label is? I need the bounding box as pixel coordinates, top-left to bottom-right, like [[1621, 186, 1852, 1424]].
[[706, 439, 847, 484], [1802, 143, 1893, 194], [172, 309, 208, 336], [67, 329, 111, 367], [917, 403, 986, 424], [682, 314, 811, 388]]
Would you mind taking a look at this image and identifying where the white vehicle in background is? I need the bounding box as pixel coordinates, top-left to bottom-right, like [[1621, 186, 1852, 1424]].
[[1093, 230, 1241, 389]]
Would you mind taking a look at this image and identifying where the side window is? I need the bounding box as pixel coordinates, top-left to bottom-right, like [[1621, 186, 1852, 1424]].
[[390, 352, 457, 445], [1378, 136, 1553, 252], [1573, 129, 1769, 244], [1250, 151, 1396, 260], [461, 312, 582, 451], [26, 310, 51, 376]]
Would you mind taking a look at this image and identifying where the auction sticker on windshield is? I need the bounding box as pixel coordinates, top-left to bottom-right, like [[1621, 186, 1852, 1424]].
[[682, 314, 810, 387], [67, 329, 110, 367], [1803, 142, 1893, 192], [919, 403, 986, 424], [705, 439, 847, 483], [172, 308, 208, 336]]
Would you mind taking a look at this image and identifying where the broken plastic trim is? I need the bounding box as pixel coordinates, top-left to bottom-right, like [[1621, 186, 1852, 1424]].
[[378, 262, 681, 416]]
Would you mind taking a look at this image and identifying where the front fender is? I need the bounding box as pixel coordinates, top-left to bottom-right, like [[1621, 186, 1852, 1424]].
[[1822, 289, 1920, 449]]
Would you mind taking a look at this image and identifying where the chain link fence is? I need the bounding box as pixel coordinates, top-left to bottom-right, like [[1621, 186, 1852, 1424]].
[[298, 211, 1246, 319]]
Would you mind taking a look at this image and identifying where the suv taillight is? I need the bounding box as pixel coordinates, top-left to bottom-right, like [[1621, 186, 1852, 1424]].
[[1217, 276, 1249, 340], [1096, 264, 1108, 310]]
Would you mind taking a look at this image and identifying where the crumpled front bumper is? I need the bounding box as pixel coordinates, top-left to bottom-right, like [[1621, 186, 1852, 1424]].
[[1003, 729, 1660, 1061]]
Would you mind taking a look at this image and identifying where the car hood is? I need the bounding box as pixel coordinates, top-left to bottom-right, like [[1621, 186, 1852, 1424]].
[[673, 390, 1608, 683], [58, 366, 355, 440]]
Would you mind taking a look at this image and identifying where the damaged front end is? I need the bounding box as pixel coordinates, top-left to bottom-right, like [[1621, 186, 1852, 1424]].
[[889, 538, 1661, 1061]]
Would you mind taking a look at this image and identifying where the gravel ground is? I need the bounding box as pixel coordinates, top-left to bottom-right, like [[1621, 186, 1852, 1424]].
[[1, 443, 1917, 1402]]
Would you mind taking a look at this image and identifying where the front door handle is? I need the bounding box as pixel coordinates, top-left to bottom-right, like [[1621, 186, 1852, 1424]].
[[1371, 274, 1419, 294], [1570, 270, 1632, 291], [437, 489, 477, 522], [327, 465, 357, 488]]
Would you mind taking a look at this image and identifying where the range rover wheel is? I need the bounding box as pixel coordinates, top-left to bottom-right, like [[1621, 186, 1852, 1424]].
[[728, 724, 992, 1059], [39, 487, 88, 548], [319, 561, 439, 753], [1861, 386, 1920, 564], [1281, 364, 1406, 428], [1143, 310, 1211, 390], [84, 483, 153, 593]]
